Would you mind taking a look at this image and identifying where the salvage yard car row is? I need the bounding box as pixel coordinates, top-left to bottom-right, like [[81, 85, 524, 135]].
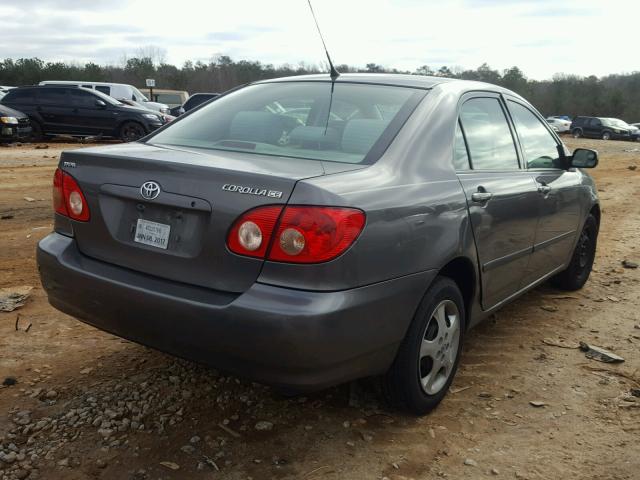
[[0, 82, 218, 143]]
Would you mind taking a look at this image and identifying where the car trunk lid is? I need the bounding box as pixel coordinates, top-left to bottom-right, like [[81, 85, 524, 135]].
[[59, 143, 359, 293]]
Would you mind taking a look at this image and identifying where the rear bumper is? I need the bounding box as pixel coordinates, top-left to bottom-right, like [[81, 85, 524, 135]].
[[37, 233, 433, 390]]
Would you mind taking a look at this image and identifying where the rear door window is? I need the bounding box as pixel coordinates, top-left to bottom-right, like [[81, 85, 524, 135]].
[[508, 101, 562, 169], [38, 89, 68, 105], [459, 97, 519, 170], [95, 86, 110, 95]]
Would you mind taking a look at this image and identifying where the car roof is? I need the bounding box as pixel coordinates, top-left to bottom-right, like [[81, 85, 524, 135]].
[[258, 73, 455, 90], [256, 73, 525, 101]]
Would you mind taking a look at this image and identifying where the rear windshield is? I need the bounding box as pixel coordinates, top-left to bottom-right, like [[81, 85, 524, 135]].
[[149, 82, 426, 164]]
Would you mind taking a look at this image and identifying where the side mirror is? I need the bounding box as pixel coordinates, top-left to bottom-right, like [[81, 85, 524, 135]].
[[95, 99, 107, 108], [570, 148, 598, 168]]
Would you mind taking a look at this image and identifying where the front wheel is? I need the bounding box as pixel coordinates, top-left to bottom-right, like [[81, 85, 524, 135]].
[[572, 129, 583, 138], [383, 277, 465, 415], [602, 131, 611, 140], [119, 122, 146, 142], [550, 214, 598, 291]]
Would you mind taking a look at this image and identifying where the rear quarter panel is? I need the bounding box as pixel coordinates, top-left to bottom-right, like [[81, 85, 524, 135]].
[[258, 84, 480, 294]]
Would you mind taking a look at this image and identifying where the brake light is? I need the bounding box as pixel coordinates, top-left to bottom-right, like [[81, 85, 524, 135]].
[[227, 205, 365, 263], [52, 168, 90, 222], [269, 207, 365, 263], [227, 206, 284, 258]]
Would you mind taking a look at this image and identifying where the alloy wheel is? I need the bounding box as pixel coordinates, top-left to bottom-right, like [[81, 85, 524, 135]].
[[418, 300, 461, 395]]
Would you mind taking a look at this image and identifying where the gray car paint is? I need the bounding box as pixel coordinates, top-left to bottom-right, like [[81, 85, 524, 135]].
[[37, 73, 600, 390]]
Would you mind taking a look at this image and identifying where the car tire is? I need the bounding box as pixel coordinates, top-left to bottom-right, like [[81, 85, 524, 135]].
[[572, 129, 582, 138], [29, 120, 44, 142], [119, 122, 147, 142], [602, 131, 611, 140], [550, 214, 598, 291], [383, 276, 465, 415]]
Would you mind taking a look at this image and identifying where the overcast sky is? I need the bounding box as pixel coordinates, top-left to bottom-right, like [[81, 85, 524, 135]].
[[1, 0, 637, 80]]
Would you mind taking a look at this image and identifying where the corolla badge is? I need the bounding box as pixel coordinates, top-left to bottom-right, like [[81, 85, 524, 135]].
[[222, 184, 283, 198], [140, 181, 161, 200]]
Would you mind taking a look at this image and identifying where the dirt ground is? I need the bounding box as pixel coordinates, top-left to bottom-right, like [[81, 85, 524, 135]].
[[0, 138, 639, 480]]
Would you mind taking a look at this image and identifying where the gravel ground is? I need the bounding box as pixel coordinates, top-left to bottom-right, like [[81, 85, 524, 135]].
[[0, 138, 639, 479]]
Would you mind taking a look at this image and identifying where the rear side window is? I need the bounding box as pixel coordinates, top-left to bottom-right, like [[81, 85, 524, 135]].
[[95, 86, 110, 95], [2, 89, 36, 104], [459, 98, 519, 170], [508, 101, 562, 169], [184, 95, 214, 110], [150, 82, 426, 164]]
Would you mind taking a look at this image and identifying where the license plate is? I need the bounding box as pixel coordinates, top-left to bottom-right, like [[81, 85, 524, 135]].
[[134, 219, 170, 250]]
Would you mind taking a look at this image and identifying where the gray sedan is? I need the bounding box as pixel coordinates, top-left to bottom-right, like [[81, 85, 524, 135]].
[[37, 74, 600, 414]]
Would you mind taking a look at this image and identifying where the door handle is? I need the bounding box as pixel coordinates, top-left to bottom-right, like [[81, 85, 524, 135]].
[[537, 184, 552, 194], [471, 191, 493, 203]]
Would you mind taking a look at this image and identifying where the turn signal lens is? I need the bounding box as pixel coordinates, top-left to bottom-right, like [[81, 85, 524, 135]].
[[52, 168, 90, 222], [227, 206, 283, 258]]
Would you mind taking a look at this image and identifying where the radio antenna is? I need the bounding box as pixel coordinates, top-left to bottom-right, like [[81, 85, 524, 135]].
[[306, 0, 339, 79]]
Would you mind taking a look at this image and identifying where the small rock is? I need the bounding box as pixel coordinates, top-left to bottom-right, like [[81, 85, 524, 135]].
[[57, 458, 69, 467], [189, 435, 201, 444], [463, 458, 478, 467], [160, 461, 180, 470], [23, 197, 36, 202], [579, 342, 624, 363], [629, 165, 638, 171], [80, 367, 93, 374], [529, 400, 547, 408], [15, 469, 29, 480], [96, 458, 107, 469], [2, 376, 17, 386], [540, 305, 558, 312], [622, 260, 638, 269], [180, 445, 195, 454], [478, 392, 492, 398], [45, 390, 58, 399], [491, 467, 500, 475], [255, 421, 274, 431], [34, 144, 49, 149]]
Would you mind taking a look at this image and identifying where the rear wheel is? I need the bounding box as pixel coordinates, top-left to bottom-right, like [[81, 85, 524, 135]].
[[119, 122, 146, 142], [602, 131, 611, 140], [383, 277, 465, 415], [572, 129, 583, 138], [551, 214, 598, 291]]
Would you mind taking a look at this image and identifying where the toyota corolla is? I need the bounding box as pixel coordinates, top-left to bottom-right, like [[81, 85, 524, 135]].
[[37, 74, 600, 414]]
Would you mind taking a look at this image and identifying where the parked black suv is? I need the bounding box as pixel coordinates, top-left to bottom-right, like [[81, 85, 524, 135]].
[[170, 92, 220, 116], [1, 86, 165, 142], [0, 104, 31, 142], [571, 116, 636, 141]]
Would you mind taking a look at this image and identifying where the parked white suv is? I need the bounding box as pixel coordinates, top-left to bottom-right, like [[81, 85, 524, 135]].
[[38, 81, 170, 115]]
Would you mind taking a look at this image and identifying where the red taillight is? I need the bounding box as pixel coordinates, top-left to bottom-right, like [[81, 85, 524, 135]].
[[226, 205, 365, 264], [269, 207, 365, 263], [52, 168, 90, 222], [227, 206, 284, 258]]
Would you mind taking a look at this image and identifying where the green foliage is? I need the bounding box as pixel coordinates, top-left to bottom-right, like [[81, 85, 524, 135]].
[[1, 56, 638, 120]]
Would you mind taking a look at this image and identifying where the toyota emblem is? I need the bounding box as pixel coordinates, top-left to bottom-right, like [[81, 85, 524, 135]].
[[140, 181, 161, 200]]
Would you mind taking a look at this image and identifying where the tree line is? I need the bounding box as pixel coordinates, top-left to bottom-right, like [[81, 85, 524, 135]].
[[1, 56, 639, 121]]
